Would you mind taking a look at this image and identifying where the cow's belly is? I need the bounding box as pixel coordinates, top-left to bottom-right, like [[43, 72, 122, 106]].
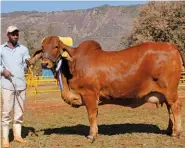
[[97, 67, 168, 107], [99, 92, 165, 108]]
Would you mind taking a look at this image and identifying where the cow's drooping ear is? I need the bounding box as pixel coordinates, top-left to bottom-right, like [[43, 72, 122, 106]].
[[29, 49, 43, 64], [58, 40, 74, 62]]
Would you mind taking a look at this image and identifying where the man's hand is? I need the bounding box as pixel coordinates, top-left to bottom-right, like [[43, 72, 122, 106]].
[[25, 58, 32, 68], [2, 69, 13, 81]]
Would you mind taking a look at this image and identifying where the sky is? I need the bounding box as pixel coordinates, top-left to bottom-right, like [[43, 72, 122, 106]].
[[1, 1, 148, 13]]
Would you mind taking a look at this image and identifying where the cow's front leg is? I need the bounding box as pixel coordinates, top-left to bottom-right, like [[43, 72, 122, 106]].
[[83, 92, 99, 142]]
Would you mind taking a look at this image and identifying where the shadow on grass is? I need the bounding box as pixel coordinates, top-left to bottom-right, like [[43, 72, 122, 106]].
[[9, 126, 36, 142], [41, 123, 167, 137]]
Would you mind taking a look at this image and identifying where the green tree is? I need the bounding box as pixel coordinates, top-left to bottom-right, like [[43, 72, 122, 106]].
[[120, 1, 185, 55]]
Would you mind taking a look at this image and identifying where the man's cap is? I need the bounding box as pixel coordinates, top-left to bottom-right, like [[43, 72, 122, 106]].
[[7, 26, 19, 33]]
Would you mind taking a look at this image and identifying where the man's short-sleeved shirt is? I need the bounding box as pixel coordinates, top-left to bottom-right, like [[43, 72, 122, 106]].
[[0, 42, 30, 90]]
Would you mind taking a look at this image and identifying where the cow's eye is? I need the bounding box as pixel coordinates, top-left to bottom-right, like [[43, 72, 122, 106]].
[[56, 46, 58, 48]]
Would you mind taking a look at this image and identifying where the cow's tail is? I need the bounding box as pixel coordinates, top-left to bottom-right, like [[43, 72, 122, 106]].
[[176, 46, 185, 71]]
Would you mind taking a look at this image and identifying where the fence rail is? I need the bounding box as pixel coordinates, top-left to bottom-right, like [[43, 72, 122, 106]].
[[25, 73, 59, 94], [179, 71, 185, 87]]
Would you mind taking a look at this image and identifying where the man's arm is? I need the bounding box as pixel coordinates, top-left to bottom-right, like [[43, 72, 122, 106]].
[[0, 49, 13, 81], [0, 63, 5, 74], [0, 47, 5, 74], [25, 49, 43, 68], [23, 47, 31, 70]]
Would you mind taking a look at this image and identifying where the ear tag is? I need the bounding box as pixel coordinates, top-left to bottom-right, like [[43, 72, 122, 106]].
[[61, 51, 68, 58], [56, 60, 62, 72]]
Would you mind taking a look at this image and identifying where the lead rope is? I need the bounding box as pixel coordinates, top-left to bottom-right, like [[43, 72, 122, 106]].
[[2, 64, 24, 113], [10, 78, 24, 113]]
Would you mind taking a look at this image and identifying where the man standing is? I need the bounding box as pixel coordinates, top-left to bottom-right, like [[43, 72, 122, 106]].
[[0, 26, 31, 148]]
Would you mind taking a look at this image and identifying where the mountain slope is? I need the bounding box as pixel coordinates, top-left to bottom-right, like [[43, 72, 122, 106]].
[[1, 4, 140, 50]]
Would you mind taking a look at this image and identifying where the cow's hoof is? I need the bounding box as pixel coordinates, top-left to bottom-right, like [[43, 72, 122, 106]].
[[171, 132, 181, 139], [166, 128, 172, 135], [87, 135, 96, 143]]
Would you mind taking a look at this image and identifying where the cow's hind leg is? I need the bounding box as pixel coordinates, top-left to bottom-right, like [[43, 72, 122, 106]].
[[166, 94, 182, 138], [83, 92, 99, 142]]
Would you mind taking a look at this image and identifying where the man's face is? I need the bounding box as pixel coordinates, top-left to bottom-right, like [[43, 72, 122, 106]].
[[7, 30, 19, 45]]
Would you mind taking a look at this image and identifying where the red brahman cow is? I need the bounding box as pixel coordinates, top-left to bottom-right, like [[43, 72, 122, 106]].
[[30, 36, 184, 141]]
